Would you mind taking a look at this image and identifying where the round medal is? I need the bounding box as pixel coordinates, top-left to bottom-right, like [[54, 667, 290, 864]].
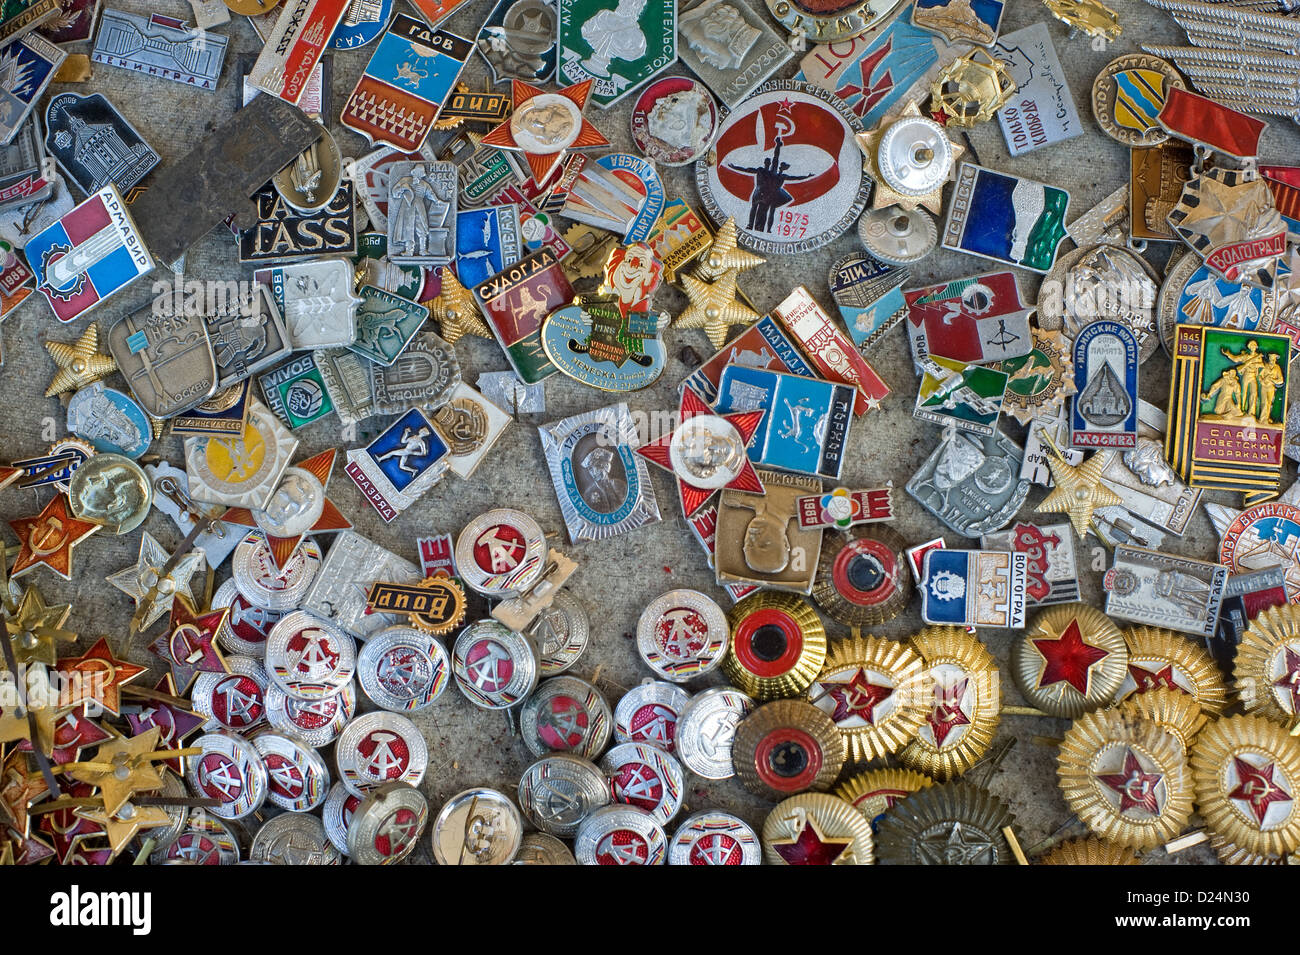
[[517, 753, 611, 837], [336, 712, 428, 796], [601, 742, 685, 825], [669, 811, 761, 865], [613, 680, 691, 752], [451, 620, 540, 709], [264, 611, 357, 700], [188, 731, 268, 820], [454, 508, 547, 596], [253, 731, 331, 812], [574, 805, 667, 866], [347, 782, 429, 865], [519, 675, 613, 759], [631, 76, 718, 167], [431, 788, 523, 865], [636, 589, 729, 682]]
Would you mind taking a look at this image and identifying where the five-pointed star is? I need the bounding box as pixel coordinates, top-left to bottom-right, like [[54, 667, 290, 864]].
[[480, 78, 610, 184], [819, 668, 893, 724], [75, 802, 173, 859], [676, 267, 761, 350], [1272, 647, 1300, 715], [43, 322, 117, 398], [69, 726, 164, 817], [8, 493, 99, 581], [36, 779, 106, 862], [1037, 447, 1123, 538], [0, 666, 57, 752], [692, 217, 766, 282], [928, 677, 971, 747], [124, 674, 204, 774], [3, 586, 75, 668], [149, 600, 228, 694], [1, 750, 48, 840], [8, 830, 54, 864], [855, 101, 965, 214], [18, 704, 114, 766], [1032, 618, 1110, 695], [426, 266, 492, 344], [220, 448, 351, 569], [106, 531, 205, 632], [917, 821, 995, 864], [1097, 748, 1164, 814], [1229, 756, 1293, 826], [54, 637, 146, 717], [635, 386, 765, 517], [771, 817, 853, 865]]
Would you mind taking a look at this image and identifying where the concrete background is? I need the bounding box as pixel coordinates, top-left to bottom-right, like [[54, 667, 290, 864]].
[[3, 0, 1284, 863]]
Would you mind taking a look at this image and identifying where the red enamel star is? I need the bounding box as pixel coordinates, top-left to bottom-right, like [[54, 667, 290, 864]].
[[124, 674, 204, 775], [480, 78, 610, 185], [1097, 748, 1164, 814], [927, 677, 971, 747], [1229, 756, 1293, 826], [1129, 662, 1178, 693], [636, 387, 765, 517], [36, 779, 104, 862], [9, 828, 54, 865], [149, 600, 228, 694], [16, 704, 113, 766], [1032, 619, 1109, 695], [7, 494, 98, 580], [221, 448, 351, 570], [771, 817, 852, 865], [1, 749, 48, 840], [54, 637, 146, 716], [1273, 647, 1300, 714], [819, 668, 893, 724]]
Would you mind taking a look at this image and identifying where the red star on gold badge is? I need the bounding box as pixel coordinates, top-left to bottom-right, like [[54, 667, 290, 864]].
[[8, 494, 98, 580], [1096, 748, 1164, 814], [819, 668, 893, 724], [927, 677, 971, 747], [54, 638, 146, 717], [1032, 619, 1109, 695], [1229, 756, 1293, 826], [771, 817, 852, 865], [480, 78, 610, 184]]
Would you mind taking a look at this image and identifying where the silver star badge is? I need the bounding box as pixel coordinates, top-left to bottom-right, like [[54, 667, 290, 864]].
[[106, 531, 205, 631]]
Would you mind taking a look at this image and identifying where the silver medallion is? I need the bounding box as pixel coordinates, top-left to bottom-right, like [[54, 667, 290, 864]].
[[538, 402, 661, 544], [636, 589, 729, 683], [573, 805, 667, 865], [451, 620, 540, 709], [519, 675, 613, 759], [265, 258, 363, 350], [601, 742, 685, 826], [188, 730, 268, 820], [906, 426, 1031, 537], [264, 610, 357, 700], [517, 753, 611, 837], [212, 579, 284, 656], [669, 810, 761, 865], [206, 284, 292, 391], [253, 731, 332, 812], [265, 680, 355, 748], [192, 656, 270, 733], [230, 532, 323, 611], [859, 205, 938, 266], [533, 589, 590, 675], [335, 711, 428, 797], [675, 686, 755, 780], [431, 788, 523, 865], [249, 813, 342, 865], [347, 782, 429, 865], [386, 161, 457, 266], [252, 466, 326, 539], [614, 680, 690, 753], [455, 508, 548, 597], [371, 330, 461, 415], [356, 625, 451, 712], [323, 781, 364, 857]]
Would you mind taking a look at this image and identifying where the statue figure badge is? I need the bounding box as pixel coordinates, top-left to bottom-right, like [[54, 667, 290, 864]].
[[541, 241, 669, 391], [386, 160, 456, 266]]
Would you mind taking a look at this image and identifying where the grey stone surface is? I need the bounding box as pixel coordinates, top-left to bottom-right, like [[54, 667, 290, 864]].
[[1, 0, 1276, 863]]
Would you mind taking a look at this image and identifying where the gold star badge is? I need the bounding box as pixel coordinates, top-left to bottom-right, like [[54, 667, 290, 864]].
[[1037, 440, 1124, 538], [44, 323, 118, 398], [855, 102, 964, 214], [0, 666, 57, 752], [3, 586, 75, 668], [676, 267, 761, 350], [75, 802, 173, 859], [54, 637, 146, 717], [68, 727, 164, 816], [426, 267, 492, 345], [693, 218, 766, 282]]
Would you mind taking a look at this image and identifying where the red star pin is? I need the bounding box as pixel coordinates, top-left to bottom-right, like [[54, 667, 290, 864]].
[[819, 668, 893, 724], [221, 449, 351, 570], [124, 674, 204, 774], [480, 78, 610, 185], [636, 387, 765, 517], [16, 704, 113, 766], [7, 494, 98, 580], [1096, 748, 1164, 814], [771, 817, 853, 865], [149, 600, 228, 694], [1229, 756, 1293, 826], [1129, 662, 1179, 693], [36, 779, 104, 863], [1273, 647, 1300, 714], [54, 637, 146, 717], [1032, 619, 1109, 695], [9, 829, 55, 865], [927, 677, 971, 747]]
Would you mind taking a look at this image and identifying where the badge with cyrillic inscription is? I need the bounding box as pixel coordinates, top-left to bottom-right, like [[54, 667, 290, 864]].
[[796, 487, 893, 529]]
